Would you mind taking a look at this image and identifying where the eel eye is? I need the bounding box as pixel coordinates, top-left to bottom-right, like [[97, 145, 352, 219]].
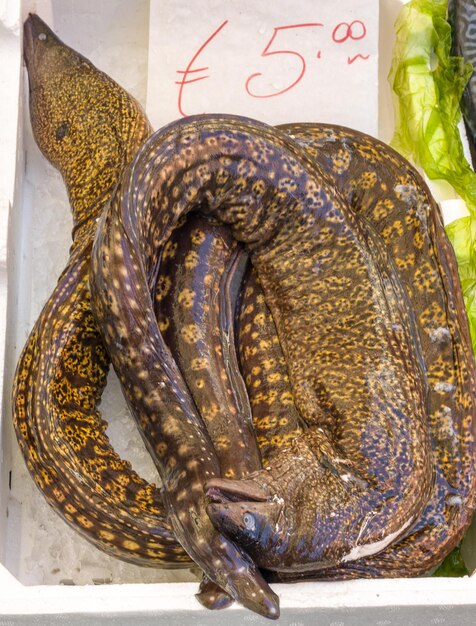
[[56, 122, 69, 141], [243, 512, 256, 531]]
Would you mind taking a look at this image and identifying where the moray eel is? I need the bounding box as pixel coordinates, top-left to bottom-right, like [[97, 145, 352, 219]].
[[90, 115, 431, 595], [14, 13, 189, 568], [90, 117, 279, 618], [212, 123, 476, 578], [17, 17, 258, 609]]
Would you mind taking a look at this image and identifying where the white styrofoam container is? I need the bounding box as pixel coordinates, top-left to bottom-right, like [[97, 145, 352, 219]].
[[0, 0, 475, 623]]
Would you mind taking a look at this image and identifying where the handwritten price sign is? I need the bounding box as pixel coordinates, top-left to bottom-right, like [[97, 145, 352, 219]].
[[147, 0, 378, 134]]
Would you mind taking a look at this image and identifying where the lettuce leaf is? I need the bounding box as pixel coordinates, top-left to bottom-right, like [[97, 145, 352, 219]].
[[389, 0, 476, 577], [432, 542, 469, 577], [389, 0, 476, 354], [446, 215, 476, 345]]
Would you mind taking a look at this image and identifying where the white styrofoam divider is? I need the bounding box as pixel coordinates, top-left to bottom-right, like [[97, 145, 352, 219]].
[[0, 0, 475, 624], [0, 0, 22, 576]]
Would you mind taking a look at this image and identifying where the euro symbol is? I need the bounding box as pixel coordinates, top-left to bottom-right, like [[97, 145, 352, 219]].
[[175, 20, 228, 117]]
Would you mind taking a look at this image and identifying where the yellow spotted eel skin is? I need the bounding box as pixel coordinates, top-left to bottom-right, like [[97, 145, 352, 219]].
[[212, 123, 476, 579], [155, 214, 261, 482], [89, 114, 432, 606], [16, 14, 276, 616], [13, 14, 189, 567]]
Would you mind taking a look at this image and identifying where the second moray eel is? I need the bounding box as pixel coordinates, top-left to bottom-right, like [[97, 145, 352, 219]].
[[171, 125, 475, 579], [14, 13, 188, 567], [212, 123, 476, 577], [90, 115, 431, 590]]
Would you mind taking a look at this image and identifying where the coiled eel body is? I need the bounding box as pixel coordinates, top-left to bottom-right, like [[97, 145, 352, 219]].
[[16, 14, 276, 616], [14, 13, 188, 567], [228, 123, 476, 578], [89, 115, 432, 598], [167, 124, 475, 577]]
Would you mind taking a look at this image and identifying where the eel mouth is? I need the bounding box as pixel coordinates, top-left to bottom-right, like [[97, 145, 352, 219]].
[[205, 477, 270, 504]]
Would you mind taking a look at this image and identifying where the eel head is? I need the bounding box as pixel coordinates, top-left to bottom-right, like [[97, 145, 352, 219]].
[[23, 14, 151, 225], [206, 431, 374, 573], [206, 475, 289, 568]]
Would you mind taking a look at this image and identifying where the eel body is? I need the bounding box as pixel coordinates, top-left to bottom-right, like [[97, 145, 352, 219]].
[[155, 214, 261, 480], [90, 115, 431, 589], [225, 123, 476, 578], [155, 214, 263, 609], [285, 123, 476, 577], [14, 13, 188, 567], [17, 16, 264, 610]]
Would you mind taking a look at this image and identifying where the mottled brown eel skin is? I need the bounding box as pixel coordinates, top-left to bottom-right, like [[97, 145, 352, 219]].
[[89, 115, 433, 602], [168, 118, 475, 578], [13, 13, 189, 567], [155, 215, 262, 608], [225, 123, 476, 579], [155, 215, 261, 482]]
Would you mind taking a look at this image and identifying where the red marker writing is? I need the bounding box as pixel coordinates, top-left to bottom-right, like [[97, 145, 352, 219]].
[[175, 20, 228, 117]]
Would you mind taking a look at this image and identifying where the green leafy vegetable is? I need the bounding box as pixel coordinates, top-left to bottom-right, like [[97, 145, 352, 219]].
[[446, 215, 476, 347], [389, 0, 476, 355], [433, 543, 470, 577], [389, 0, 476, 577]]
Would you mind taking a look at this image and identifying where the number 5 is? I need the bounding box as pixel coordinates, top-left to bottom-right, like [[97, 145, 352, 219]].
[[246, 23, 323, 99]]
